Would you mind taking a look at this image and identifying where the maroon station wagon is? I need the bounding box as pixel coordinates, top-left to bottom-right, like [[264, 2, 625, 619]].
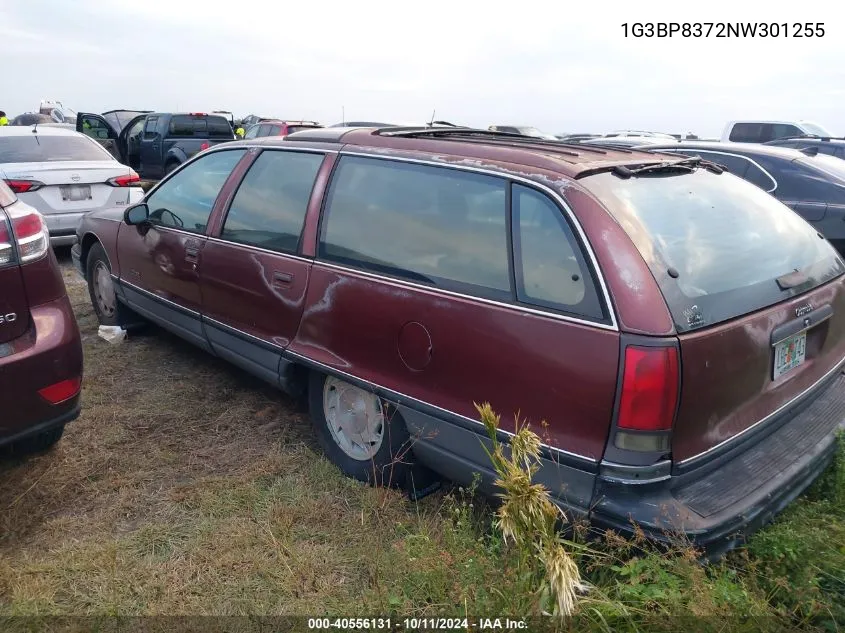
[[72, 127, 845, 555], [1, 181, 83, 454]]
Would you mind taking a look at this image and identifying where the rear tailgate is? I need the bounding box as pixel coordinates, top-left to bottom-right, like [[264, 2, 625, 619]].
[[579, 166, 845, 464], [674, 274, 845, 462]]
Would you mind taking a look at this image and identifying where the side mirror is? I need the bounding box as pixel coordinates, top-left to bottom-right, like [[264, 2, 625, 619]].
[[124, 202, 149, 226]]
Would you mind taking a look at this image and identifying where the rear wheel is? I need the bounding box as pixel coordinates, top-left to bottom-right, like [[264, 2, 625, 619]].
[[308, 372, 411, 486]]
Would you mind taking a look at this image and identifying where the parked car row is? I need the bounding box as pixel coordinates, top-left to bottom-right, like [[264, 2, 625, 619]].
[[61, 125, 845, 556]]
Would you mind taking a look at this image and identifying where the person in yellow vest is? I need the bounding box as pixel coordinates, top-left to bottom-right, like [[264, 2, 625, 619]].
[[0, 111, 9, 126], [235, 125, 245, 138]]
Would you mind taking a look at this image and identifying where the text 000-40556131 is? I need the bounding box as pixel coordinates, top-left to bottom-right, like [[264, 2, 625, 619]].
[[621, 22, 825, 38]]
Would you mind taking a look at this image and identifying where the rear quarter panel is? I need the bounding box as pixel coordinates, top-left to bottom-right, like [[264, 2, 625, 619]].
[[78, 209, 124, 277]]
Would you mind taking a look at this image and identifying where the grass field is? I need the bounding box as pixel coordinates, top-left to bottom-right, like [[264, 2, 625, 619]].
[[0, 252, 842, 632]]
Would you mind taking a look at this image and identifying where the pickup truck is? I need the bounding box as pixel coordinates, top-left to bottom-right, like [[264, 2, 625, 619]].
[[77, 111, 235, 180]]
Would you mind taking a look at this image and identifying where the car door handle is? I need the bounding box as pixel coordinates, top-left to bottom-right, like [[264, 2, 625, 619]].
[[185, 246, 200, 263], [273, 271, 293, 285]]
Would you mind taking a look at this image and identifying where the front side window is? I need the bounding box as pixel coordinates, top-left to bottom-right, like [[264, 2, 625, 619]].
[[244, 125, 260, 139], [320, 156, 511, 299], [513, 185, 604, 320], [143, 117, 159, 135], [145, 150, 245, 233], [221, 150, 324, 253]]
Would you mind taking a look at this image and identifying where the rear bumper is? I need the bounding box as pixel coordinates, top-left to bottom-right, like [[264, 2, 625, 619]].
[[0, 295, 83, 446], [44, 212, 84, 247], [592, 371, 845, 558]]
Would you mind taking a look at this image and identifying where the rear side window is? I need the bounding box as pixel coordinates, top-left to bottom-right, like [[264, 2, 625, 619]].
[[690, 151, 751, 178], [168, 116, 195, 136], [320, 156, 511, 300], [0, 135, 113, 162], [729, 123, 764, 142], [145, 149, 245, 234], [244, 125, 260, 139], [513, 185, 604, 320], [286, 126, 318, 135], [221, 150, 324, 253], [756, 155, 845, 203], [582, 169, 844, 331]]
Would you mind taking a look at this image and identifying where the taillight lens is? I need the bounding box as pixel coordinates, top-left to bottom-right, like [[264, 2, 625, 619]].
[[107, 171, 141, 187], [6, 205, 49, 263], [38, 377, 82, 404], [617, 345, 679, 432], [199, 142, 210, 151], [0, 216, 12, 265], [3, 179, 44, 194]]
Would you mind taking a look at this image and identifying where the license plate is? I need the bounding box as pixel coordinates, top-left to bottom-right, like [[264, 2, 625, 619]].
[[773, 332, 807, 380], [60, 185, 91, 201]]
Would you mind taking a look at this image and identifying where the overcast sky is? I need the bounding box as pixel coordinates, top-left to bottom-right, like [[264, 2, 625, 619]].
[[3, 0, 842, 136]]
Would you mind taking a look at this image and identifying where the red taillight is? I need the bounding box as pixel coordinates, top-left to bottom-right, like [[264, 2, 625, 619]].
[[3, 179, 44, 194], [38, 377, 82, 404], [6, 206, 49, 263], [189, 113, 207, 117], [617, 345, 679, 432], [199, 142, 210, 151], [107, 171, 141, 187]]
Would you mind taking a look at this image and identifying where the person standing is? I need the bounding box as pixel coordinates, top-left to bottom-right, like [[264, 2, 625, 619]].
[[0, 111, 9, 126]]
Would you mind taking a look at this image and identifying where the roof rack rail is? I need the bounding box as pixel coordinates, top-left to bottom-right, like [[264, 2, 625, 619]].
[[372, 126, 617, 155]]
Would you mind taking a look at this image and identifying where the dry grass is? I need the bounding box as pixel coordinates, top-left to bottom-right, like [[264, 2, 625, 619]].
[[0, 251, 454, 616]]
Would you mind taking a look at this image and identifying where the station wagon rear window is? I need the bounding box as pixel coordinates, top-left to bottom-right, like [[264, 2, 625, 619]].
[[582, 169, 845, 331]]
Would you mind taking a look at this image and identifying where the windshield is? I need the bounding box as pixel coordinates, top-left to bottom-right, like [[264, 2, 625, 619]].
[[0, 135, 114, 163], [801, 122, 834, 137], [581, 168, 844, 331]]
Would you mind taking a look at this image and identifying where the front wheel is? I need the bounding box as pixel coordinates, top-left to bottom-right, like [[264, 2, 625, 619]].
[[308, 372, 411, 486], [85, 242, 143, 329]]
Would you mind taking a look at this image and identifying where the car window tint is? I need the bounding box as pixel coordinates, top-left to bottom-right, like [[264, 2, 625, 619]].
[[513, 185, 604, 320], [168, 116, 195, 136], [729, 123, 763, 142], [244, 125, 260, 139], [256, 125, 272, 137], [143, 117, 158, 135], [222, 150, 323, 253], [286, 126, 317, 135], [320, 156, 511, 300], [207, 117, 233, 138], [818, 144, 838, 157], [755, 155, 844, 202], [583, 168, 844, 331], [743, 162, 777, 191], [145, 150, 245, 234], [771, 124, 801, 139], [0, 135, 114, 162]]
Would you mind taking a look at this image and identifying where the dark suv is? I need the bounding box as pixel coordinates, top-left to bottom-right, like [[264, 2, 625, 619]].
[[74, 127, 845, 555], [77, 112, 235, 180], [0, 181, 83, 454], [642, 142, 845, 255]]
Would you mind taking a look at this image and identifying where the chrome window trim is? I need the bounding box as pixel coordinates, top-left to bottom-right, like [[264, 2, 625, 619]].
[[672, 148, 778, 193], [205, 235, 313, 263], [285, 348, 598, 465], [677, 353, 845, 467], [323, 150, 619, 331]]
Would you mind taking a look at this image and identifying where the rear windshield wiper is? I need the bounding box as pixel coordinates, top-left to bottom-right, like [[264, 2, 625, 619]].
[[611, 157, 724, 179]]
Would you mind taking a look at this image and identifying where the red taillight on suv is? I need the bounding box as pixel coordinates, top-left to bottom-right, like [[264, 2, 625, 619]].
[[2, 205, 50, 264], [3, 179, 44, 194], [107, 171, 141, 187], [199, 142, 210, 151], [614, 345, 680, 452]]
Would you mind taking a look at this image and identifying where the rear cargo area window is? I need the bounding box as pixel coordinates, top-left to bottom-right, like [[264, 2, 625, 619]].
[[222, 150, 323, 253], [582, 169, 845, 331], [513, 185, 604, 320], [320, 156, 511, 299]]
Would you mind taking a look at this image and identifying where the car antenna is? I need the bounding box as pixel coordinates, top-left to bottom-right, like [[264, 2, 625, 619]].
[[342, 105, 345, 125], [429, 108, 436, 127]]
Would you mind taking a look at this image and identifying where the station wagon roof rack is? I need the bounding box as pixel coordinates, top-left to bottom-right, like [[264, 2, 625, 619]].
[[372, 126, 629, 156]]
